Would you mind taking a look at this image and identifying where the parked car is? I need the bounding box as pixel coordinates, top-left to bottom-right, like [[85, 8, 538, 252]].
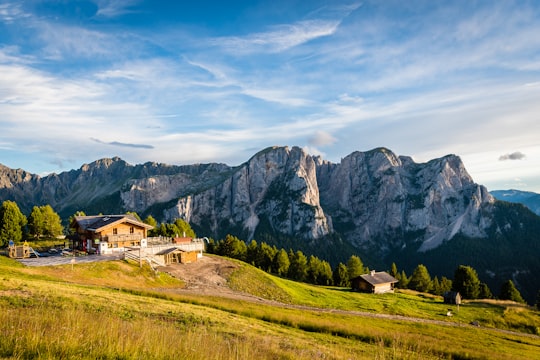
[[29, 250, 41, 258], [48, 248, 59, 254], [61, 248, 73, 256]]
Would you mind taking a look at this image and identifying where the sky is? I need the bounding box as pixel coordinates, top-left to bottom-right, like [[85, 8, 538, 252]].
[[1, 0, 540, 192]]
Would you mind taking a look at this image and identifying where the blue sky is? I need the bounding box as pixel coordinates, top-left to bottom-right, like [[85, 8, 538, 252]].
[[1, 0, 540, 192]]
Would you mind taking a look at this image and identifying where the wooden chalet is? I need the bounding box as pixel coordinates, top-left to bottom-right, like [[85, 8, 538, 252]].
[[351, 271, 398, 294], [70, 214, 153, 254]]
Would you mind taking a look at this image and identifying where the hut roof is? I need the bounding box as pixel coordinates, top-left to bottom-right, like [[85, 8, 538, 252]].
[[358, 271, 398, 286], [73, 214, 153, 232]]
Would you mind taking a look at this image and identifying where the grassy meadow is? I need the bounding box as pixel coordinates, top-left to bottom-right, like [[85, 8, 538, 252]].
[[1, 255, 539, 359]]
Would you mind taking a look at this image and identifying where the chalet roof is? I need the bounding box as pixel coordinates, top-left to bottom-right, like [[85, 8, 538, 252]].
[[74, 214, 153, 233], [357, 271, 398, 286], [155, 247, 184, 255]]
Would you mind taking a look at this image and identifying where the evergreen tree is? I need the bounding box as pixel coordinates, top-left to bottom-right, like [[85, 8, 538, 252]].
[[307, 255, 322, 284], [216, 234, 247, 261], [389, 262, 399, 278], [439, 276, 453, 294], [333, 262, 349, 287], [246, 240, 258, 265], [288, 250, 308, 282], [258, 242, 277, 272], [396, 270, 409, 288], [408, 264, 432, 293], [28, 205, 63, 238], [499, 280, 525, 303], [452, 265, 481, 299], [174, 218, 196, 238], [272, 248, 290, 277], [479, 283, 493, 299], [431, 276, 441, 295], [347, 255, 364, 280], [319, 260, 333, 286], [0, 200, 27, 246], [143, 215, 157, 228]]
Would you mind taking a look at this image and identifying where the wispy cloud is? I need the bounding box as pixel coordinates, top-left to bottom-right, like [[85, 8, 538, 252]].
[[499, 152, 526, 161], [213, 19, 341, 54], [0, 2, 29, 23], [90, 138, 154, 149], [95, 0, 140, 18]]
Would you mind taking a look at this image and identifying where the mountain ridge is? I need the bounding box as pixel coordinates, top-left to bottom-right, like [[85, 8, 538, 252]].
[[490, 189, 540, 216]]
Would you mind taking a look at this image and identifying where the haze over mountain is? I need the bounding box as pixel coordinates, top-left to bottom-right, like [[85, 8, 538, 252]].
[[1, 146, 539, 303], [490, 189, 540, 216]]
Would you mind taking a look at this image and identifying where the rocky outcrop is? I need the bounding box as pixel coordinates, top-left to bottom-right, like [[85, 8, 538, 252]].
[[316, 148, 495, 253], [163, 146, 331, 240]]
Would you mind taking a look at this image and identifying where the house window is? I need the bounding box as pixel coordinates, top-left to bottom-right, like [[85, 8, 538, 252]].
[[130, 226, 134, 234], [113, 228, 118, 235]]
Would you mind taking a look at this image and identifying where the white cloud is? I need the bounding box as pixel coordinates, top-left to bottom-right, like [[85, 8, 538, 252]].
[[308, 131, 337, 147]]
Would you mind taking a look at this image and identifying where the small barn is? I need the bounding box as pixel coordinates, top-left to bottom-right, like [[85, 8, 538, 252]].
[[156, 247, 198, 265], [443, 291, 462, 305], [351, 271, 398, 294]]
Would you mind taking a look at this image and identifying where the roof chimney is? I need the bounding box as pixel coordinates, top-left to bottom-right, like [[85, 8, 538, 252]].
[[371, 270, 376, 276]]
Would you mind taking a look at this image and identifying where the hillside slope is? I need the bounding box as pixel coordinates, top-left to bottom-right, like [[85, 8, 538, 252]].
[[1, 256, 539, 359]]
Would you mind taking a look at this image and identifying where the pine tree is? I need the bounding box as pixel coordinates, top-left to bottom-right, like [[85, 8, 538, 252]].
[[389, 262, 398, 278], [408, 264, 432, 293], [397, 270, 409, 289], [143, 215, 157, 228], [273, 248, 290, 277], [288, 250, 308, 282], [347, 255, 364, 280], [499, 280, 525, 303], [452, 265, 481, 299], [333, 262, 349, 287], [431, 276, 441, 295], [439, 276, 453, 294], [479, 283, 493, 299]]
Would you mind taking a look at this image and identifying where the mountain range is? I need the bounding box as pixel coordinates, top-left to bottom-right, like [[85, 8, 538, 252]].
[[490, 189, 540, 216], [1, 146, 539, 303]]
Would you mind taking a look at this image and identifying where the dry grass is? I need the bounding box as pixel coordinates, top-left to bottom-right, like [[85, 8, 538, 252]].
[[1, 256, 539, 359]]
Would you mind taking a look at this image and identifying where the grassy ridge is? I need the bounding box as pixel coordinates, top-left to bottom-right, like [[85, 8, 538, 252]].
[[1, 256, 539, 359]]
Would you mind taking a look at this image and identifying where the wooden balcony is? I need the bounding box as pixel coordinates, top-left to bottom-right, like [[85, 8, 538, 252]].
[[101, 234, 144, 243]]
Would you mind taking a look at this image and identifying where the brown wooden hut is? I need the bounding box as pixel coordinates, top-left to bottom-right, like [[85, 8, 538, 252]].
[[351, 271, 398, 294]]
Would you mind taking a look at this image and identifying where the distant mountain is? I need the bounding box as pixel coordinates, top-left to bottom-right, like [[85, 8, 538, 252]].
[[490, 189, 540, 216], [1, 146, 539, 303]]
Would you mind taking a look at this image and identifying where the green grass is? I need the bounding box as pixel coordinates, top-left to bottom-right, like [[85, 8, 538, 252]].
[[1, 255, 539, 359], [228, 259, 540, 335]]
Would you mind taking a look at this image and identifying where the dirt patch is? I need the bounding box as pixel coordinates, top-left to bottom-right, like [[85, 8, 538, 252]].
[[160, 255, 237, 289], [158, 255, 262, 301]]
